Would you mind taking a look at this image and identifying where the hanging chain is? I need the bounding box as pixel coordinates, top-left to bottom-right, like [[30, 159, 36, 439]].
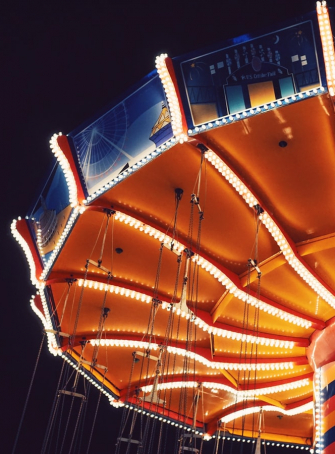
[[41, 358, 67, 453], [67, 396, 85, 454], [85, 371, 107, 454], [12, 334, 45, 454], [71, 262, 89, 345], [98, 210, 114, 266], [58, 279, 74, 327], [171, 188, 184, 250], [91, 274, 112, 365]]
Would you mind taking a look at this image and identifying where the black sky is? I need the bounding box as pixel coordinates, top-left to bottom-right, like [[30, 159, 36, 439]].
[[2, 1, 329, 452]]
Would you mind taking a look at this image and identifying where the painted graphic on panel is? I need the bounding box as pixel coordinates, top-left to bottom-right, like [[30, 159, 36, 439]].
[[180, 21, 320, 126], [70, 75, 173, 196], [30, 164, 71, 263]]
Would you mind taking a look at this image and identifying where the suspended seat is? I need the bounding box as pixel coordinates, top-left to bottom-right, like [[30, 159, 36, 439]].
[[117, 437, 142, 445], [58, 390, 86, 399], [79, 358, 107, 371], [87, 258, 111, 274], [45, 328, 70, 337], [180, 434, 202, 439]]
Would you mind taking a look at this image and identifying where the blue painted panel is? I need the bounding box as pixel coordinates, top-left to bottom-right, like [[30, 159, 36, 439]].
[[69, 74, 172, 196], [173, 14, 324, 128], [279, 77, 295, 97], [226, 85, 245, 113]]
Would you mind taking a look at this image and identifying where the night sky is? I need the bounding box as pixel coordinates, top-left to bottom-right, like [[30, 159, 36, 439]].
[[2, 1, 329, 452]]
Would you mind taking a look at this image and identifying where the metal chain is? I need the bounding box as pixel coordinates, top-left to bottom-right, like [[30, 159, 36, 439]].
[[91, 273, 112, 364], [41, 357, 67, 453], [12, 333, 45, 454], [68, 397, 85, 454], [98, 212, 112, 265], [85, 372, 106, 454], [71, 262, 89, 344]]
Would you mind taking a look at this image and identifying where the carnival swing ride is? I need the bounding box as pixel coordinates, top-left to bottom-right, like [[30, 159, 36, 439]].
[[11, 2, 335, 453]]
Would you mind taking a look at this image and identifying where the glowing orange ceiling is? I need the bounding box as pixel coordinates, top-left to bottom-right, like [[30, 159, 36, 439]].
[[42, 92, 335, 445]]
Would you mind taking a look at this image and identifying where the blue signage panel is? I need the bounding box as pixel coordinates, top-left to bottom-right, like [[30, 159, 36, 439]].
[[30, 164, 71, 263], [175, 19, 323, 128], [69, 74, 173, 196]]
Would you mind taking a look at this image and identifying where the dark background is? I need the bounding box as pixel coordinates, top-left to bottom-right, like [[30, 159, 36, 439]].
[[2, 1, 328, 452]]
